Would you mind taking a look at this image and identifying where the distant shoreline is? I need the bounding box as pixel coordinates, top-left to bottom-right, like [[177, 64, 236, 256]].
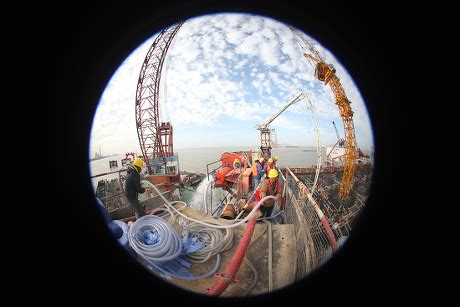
[[175, 145, 313, 150]]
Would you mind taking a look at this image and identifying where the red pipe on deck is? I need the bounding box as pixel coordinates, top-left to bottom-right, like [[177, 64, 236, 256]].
[[207, 215, 258, 296], [320, 216, 338, 252]]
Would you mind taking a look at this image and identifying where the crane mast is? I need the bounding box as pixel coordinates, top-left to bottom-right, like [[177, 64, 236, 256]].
[[290, 26, 357, 199]]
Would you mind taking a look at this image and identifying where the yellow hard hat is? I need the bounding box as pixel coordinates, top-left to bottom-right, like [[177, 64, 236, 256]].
[[268, 158, 273, 163], [268, 169, 278, 178], [133, 157, 144, 169], [274, 156, 279, 162]]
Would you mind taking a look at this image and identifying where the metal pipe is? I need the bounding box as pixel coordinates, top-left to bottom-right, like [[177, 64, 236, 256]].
[[206, 159, 222, 181], [267, 221, 273, 292], [90, 169, 127, 178]]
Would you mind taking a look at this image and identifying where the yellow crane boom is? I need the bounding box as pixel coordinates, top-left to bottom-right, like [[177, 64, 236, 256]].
[[290, 27, 357, 199]]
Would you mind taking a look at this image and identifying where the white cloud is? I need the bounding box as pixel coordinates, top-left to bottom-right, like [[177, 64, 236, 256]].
[[240, 15, 263, 33], [271, 115, 308, 132], [90, 13, 374, 155], [235, 32, 263, 57], [226, 29, 246, 45], [259, 41, 281, 66]]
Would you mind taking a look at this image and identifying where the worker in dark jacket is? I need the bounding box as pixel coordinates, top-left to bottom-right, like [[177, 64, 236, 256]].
[[124, 157, 151, 219]]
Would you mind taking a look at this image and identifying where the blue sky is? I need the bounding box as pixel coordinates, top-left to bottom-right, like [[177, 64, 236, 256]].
[[90, 13, 374, 157]]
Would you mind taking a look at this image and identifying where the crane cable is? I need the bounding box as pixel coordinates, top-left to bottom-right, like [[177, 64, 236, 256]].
[[303, 92, 322, 195]]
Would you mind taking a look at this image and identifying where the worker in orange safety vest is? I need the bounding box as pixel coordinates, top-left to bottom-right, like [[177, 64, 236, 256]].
[[258, 168, 281, 217], [240, 168, 280, 218]]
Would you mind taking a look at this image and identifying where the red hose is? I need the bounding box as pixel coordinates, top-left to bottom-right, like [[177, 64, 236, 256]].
[[320, 216, 338, 252], [207, 215, 258, 296]]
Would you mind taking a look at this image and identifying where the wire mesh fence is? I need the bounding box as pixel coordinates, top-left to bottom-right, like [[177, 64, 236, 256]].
[[279, 164, 371, 280], [280, 168, 336, 280]]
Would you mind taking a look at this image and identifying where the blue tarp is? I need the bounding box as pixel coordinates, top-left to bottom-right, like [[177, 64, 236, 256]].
[[137, 229, 160, 245]]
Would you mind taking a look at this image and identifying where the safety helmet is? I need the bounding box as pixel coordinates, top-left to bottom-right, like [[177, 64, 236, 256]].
[[268, 169, 278, 178], [268, 158, 273, 163], [133, 157, 144, 169], [259, 157, 264, 162], [274, 156, 278, 162]]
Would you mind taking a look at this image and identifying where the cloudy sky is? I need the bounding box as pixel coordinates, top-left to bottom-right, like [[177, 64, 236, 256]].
[[89, 13, 374, 157]]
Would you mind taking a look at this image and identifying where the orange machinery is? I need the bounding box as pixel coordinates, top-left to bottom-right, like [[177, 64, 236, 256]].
[[213, 151, 253, 197]]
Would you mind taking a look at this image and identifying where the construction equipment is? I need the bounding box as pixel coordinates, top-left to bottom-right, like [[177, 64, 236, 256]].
[[332, 121, 345, 147], [135, 21, 185, 176], [290, 26, 357, 199], [257, 92, 304, 158]]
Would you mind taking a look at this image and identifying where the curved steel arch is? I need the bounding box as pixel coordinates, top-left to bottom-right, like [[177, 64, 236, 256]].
[[135, 21, 185, 174]]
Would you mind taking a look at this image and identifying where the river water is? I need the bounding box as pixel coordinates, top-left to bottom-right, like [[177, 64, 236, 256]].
[[89, 146, 320, 188], [89, 146, 322, 211]]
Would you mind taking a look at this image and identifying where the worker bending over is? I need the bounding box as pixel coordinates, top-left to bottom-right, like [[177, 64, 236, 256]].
[[258, 169, 282, 217]]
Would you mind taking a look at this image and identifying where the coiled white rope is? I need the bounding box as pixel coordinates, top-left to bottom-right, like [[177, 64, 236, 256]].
[[185, 222, 233, 263], [148, 206, 234, 264], [128, 215, 183, 262], [129, 180, 274, 281]]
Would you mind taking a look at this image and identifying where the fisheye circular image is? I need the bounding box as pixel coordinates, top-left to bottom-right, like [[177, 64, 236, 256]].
[[89, 12, 374, 297]]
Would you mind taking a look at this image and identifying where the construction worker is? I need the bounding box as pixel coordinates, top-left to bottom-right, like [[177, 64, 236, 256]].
[[259, 157, 265, 171], [259, 169, 282, 217], [261, 157, 268, 178], [124, 157, 151, 219], [264, 158, 275, 177], [252, 158, 264, 189]]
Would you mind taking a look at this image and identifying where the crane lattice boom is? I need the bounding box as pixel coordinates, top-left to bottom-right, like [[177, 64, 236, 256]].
[[257, 92, 304, 130], [257, 92, 304, 158], [290, 26, 357, 199], [135, 21, 184, 174]]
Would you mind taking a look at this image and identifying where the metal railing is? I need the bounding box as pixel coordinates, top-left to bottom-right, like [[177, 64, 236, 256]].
[[281, 167, 339, 280], [91, 168, 170, 213], [300, 169, 369, 238]]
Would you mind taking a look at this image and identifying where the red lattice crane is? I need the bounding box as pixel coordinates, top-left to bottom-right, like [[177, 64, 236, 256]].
[[135, 21, 184, 175], [290, 26, 357, 199]]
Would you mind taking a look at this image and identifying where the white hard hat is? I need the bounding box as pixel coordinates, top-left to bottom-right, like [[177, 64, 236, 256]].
[[259, 157, 264, 162]]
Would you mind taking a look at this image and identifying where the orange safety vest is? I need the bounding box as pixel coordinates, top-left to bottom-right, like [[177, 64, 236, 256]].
[[252, 163, 258, 176]]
